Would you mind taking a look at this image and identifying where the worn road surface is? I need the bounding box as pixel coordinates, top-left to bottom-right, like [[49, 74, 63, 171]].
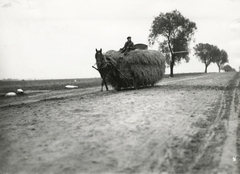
[[0, 72, 240, 174]]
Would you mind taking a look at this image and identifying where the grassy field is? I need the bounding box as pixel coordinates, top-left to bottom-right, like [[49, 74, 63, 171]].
[[0, 78, 102, 94], [0, 72, 205, 95]]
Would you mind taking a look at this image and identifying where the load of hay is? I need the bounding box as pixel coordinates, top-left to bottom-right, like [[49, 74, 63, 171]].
[[105, 49, 166, 90]]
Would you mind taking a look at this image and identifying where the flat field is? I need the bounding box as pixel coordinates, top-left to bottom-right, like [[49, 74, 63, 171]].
[[0, 73, 203, 95], [1, 72, 240, 174], [0, 78, 102, 95]]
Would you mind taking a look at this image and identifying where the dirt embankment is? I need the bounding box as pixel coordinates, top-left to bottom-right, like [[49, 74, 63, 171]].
[[0, 72, 240, 174]]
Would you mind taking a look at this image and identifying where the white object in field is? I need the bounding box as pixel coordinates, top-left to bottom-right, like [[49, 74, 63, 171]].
[[5, 92, 17, 97], [17, 89, 24, 93], [65, 85, 78, 89]]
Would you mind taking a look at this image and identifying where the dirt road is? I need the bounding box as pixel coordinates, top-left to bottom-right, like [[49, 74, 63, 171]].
[[0, 72, 240, 174]]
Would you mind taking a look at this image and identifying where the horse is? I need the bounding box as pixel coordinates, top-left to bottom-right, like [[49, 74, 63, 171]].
[[95, 48, 116, 91]]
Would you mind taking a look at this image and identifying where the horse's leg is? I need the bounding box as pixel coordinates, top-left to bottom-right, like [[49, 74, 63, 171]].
[[103, 76, 108, 91], [101, 79, 104, 91], [105, 81, 108, 91]]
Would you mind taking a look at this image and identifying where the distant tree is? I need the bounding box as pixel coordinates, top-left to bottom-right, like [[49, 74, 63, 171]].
[[215, 49, 228, 72], [194, 43, 220, 73], [148, 10, 197, 77], [222, 65, 236, 72]]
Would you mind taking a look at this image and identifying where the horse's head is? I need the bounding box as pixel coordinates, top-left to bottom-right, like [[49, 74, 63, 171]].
[[95, 48, 103, 57], [95, 48, 106, 68]]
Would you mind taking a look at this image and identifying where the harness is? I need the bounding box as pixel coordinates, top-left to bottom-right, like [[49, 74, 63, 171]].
[[93, 55, 130, 81]]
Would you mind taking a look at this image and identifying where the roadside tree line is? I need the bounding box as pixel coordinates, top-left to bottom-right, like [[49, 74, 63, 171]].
[[148, 10, 232, 77], [194, 43, 228, 73]]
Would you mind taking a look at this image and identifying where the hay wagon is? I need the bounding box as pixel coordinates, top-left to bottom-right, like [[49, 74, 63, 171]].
[[104, 48, 166, 90]]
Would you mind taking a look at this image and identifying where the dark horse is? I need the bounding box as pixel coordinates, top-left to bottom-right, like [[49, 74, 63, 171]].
[[95, 49, 116, 91]]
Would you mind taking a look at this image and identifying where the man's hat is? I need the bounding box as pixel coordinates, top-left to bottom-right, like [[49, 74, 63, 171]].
[[127, 36, 131, 39]]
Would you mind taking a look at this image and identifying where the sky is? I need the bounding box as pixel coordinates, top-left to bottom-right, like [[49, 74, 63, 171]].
[[0, 0, 240, 79]]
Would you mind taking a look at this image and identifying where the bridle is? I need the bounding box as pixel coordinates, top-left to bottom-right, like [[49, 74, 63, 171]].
[[93, 50, 131, 84], [95, 52, 108, 69]]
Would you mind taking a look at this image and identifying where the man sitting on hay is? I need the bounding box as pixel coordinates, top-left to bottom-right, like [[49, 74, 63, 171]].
[[120, 36, 135, 55]]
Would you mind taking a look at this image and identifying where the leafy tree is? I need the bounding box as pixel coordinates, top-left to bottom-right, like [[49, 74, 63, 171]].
[[148, 10, 197, 77], [194, 43, 220, 73], [215, 49, 228, 72], [222, 65, 236, 72]]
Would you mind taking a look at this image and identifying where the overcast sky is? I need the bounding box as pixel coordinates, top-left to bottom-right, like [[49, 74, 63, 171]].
[[0, 0, 240, 79]]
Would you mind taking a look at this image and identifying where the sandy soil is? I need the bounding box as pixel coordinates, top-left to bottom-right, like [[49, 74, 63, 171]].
[[0, 72, 240, 174]]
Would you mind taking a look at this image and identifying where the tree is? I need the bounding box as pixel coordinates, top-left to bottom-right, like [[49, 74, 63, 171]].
[[223, 65, 236, 72], [194, 43, 220, 73], [148, 10, 197, 77], [215, 49, 228, 72]]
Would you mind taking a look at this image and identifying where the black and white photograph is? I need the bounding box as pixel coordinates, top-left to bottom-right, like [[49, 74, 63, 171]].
[[1, 0, 240, 173]]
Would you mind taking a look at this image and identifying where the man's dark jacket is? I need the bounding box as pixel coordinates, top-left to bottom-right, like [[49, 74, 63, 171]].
[[121, 41, 134, 53]]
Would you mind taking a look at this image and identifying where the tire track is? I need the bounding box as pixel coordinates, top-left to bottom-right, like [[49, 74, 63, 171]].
[[217, 73, 239, 173], [194, 72, 239, 173], [157, 73, 239, 173], [129, 74, 224, 173]]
